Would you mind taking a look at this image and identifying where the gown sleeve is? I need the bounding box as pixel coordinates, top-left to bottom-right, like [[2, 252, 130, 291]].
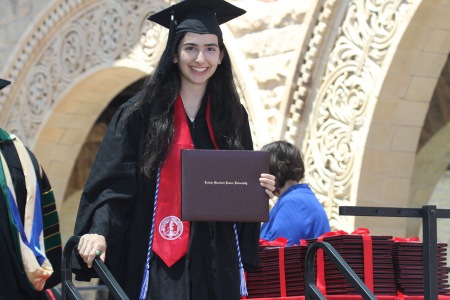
[[32, 158, 62, 289], [73, 99, 143, 280]]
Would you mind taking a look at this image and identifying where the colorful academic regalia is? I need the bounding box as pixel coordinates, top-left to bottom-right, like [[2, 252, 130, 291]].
[[0, 129, 62, 300]]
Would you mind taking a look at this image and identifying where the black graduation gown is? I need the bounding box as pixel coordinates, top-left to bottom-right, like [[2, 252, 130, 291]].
[[0, 135, 62, 300], [73, 95, 260, 300]]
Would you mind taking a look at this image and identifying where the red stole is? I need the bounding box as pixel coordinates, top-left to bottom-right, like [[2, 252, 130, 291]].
[[152, 95, 218, 267]]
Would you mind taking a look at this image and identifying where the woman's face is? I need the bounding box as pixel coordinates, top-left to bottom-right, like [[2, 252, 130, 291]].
[[174, 32, 224, 89]]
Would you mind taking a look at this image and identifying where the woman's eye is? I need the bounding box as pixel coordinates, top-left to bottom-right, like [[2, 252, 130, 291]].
[[182, 46, 196, 52]]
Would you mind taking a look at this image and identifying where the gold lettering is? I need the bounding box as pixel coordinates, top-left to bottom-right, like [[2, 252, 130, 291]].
[[234, 181, 248, 185]]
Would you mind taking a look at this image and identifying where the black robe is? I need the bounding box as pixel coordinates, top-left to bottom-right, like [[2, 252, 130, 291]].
[[0, 132, 62, 300], [73, 95, 260, 300]]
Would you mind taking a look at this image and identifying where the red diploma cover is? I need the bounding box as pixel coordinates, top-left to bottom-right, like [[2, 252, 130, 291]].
[[181, 149, 270, 222], [317, 229, 373, 294]]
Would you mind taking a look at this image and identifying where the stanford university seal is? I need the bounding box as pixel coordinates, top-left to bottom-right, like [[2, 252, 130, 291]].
[[159, 216, 183, 240]]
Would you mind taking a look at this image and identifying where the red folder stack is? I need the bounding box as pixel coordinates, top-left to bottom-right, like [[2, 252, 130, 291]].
[[307, 234, 397, 295], [392, 241, 450, 295], [246, 245, 308, 298]]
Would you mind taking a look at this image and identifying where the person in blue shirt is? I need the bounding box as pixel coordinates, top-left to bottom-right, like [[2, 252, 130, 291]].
[[260, 141, 330, 246]]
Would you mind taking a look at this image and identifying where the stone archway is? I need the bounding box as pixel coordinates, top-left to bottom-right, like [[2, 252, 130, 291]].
[[355, 0, 450, 236], [0, 0, 169, 206], [0, 0, 287, 202], [281, 0, 450, 234], [407, 123, 450, 239], [405, 57, 450, 238], [33, 67, 145, 205]]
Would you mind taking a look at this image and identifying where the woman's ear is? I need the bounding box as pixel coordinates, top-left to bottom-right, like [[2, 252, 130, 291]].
[[173, 56, 178, 64], [219, 50, 224, 64]]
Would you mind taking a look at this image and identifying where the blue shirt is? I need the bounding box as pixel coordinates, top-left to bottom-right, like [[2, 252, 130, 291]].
[[260, 183, 330, 246]]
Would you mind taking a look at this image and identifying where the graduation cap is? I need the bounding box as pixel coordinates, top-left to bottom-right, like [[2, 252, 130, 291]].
[[148, 0, 246, 38], [0, 78, 11, 90]]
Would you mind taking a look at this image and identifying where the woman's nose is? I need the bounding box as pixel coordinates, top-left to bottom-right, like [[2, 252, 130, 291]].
[[195, 51, 205, 63]]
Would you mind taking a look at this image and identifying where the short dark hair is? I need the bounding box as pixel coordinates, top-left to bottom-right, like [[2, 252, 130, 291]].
[[261, 141, 305, 190]]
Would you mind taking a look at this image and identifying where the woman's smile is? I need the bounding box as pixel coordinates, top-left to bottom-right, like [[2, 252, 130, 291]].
[[190, 66, 208, 73], [175, 32, 224, 88]]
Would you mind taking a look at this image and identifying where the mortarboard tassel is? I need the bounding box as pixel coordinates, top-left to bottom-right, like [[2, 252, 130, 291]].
[[159, 10, 177, 73], [139, 166, 161, 300], [233, 223, 248, 296], [168, 10, 176, 44]]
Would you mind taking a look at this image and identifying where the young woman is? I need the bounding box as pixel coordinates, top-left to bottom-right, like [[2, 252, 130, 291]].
[[73, 1, 276, 299]]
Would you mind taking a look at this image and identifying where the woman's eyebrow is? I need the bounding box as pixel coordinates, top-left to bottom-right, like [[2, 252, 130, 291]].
[[182, 42, 219, 47]]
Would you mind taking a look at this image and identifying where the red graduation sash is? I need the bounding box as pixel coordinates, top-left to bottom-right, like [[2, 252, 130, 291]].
[[152, 94, 218, 267]]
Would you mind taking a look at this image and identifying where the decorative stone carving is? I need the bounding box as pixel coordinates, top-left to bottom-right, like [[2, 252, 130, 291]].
[[128, 16, 166, 69], [229, 0, 311, 141], [291, 0, 413, 231], [0, 0, 169, 146], [1, 0, 309, 147], [97, 4, 125, 60], [0, 0, 424, 235], [61, 24, 86, 81]]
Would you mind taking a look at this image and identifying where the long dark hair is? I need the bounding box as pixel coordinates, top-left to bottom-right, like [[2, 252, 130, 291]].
[[123, 32, 244, 179]]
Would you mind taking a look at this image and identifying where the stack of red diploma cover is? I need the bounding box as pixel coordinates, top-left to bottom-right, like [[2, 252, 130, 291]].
[[246, 238, 308, 298], [244, 229, 450, 300], [392, 238, 450, 296], [306, 228, 397, 295]]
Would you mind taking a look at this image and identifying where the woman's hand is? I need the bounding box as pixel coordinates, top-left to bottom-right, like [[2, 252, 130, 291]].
[[77, 233, 107, 268], [259, 173, 276, 199]]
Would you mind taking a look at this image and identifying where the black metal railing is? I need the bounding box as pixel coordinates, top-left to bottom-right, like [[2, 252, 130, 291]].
[[61, 236, 129, 300], [340, 205, 450, 300], [304, 241, 377, 300]]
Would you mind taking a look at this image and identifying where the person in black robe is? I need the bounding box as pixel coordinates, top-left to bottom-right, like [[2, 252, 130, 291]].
[[0, 137, 62, 300], [0, 79, 62, 300], [72, 1, 276, 300]]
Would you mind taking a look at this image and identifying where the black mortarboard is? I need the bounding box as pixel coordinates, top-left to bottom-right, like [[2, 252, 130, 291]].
[[148, 0, 246, 38], [0, 78, 11, 90]]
